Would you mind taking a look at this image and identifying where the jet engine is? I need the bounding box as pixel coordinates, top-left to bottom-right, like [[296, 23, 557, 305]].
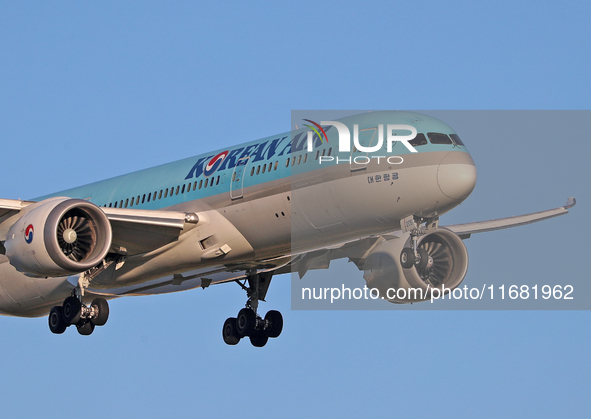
[[4, 198, 112, 278], [362, 228, 468, 303]]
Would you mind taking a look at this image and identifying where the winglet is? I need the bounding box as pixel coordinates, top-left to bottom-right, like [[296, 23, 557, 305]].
[[565, 197, 576, 209]]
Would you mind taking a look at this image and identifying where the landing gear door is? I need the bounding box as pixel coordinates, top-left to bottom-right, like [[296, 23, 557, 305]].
[[230, 157, 250, 200], [350, 127, 377, 171]]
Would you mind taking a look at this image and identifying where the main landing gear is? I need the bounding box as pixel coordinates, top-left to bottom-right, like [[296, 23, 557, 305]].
[[48, 274, 109, 336], [222, 271, 283, 348]]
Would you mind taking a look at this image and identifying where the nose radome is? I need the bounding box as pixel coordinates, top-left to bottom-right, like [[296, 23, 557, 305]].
[[437, 152, 477, 201]]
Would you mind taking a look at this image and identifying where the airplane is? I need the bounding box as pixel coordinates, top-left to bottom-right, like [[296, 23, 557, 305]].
[[0, 111, 576, 347]]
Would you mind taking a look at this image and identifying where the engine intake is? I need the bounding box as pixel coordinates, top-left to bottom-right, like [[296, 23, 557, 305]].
[[362, 228, 469, 303], [404, 228, 469, 295], [4, 198, 112, 277]]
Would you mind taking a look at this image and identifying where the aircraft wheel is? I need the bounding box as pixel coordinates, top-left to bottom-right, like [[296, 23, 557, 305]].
[[63, 296, 82, 325], [91, 298, 109, 326], [400, 248, 416, 269], [265, 310, 283, 338], [77, 321, 95, 336], [48, 306, 67, 334], [249, 330, 269, 348], [236, 308, 256, 337], [415, 248, 429, 271], [222, 317, 241, 345]]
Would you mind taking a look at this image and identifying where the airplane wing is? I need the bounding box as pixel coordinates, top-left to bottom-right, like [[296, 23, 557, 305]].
[[282, 197, 577, 278], [445, 197, 576, 239], [0, 198, 34, 219], [100, 207, 196, 255], [0, 198, 196, 256]]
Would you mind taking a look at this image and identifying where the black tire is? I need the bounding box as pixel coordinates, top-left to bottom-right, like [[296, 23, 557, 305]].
[[415, 248, 429, 271], [400, 248, 416, 269], [236, 308, 256, 337], [48, 306, 67, 334], [249, 330, 269, 348], [62, 296, 82, 325], [91, 298, 109, 326], [264, 310, 283, 338], [222, 317, 241, 345], [77, 321, 95, 336]]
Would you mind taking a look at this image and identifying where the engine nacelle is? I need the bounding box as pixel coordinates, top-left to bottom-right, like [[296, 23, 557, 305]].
[[362, 228, 469, 303], [4, 198, 112, 278]]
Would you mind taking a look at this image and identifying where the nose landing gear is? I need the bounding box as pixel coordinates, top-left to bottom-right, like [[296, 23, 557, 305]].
[[222, 271, 283, 348], [400, 215, 438, 270]]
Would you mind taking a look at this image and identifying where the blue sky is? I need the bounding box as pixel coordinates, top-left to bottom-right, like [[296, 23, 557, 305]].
[[0, 1, 589, 418]]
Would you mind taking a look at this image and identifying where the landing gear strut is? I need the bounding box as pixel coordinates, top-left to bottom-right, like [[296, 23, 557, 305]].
[[400, 216, 437, 270], [222, 271, 283, 347], [48, 272, 110, 336]]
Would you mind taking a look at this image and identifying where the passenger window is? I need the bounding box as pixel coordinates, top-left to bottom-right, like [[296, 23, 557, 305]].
[[164, 189, 168, 198], [262, 164, 266, 174], [125, 199, 129, 208], [256, 166, 261, 175], [199, 180, 203, 189], [274, 161, 278, 170], [286, 158, 290, 167], [158, 190, 163, 199], [130, 197, 135, 206], [114, 202, 118, 208], [449, 134, 465, 146], [322, 149, 326, 157], [193, 182, 197, 191], [251, 167, 255, 176], [409, 133, 428, 147], [297, 155, 301, 165], [181, 185, 186, 194], [328, 147, 332, 156], [315, 150, 319, 160], [120, 200, 123, 208], [142, 194, 146, 203], [216, 176, 220, 185], [147, 193, 151, 202], [292, 157, 296, 166], [428, 132, 453, 145], [175, 186, 180, 195], [204, 179, 208, 188]]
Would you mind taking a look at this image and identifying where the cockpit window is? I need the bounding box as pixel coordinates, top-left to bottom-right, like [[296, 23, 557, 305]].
[[409, 133, 428, 147], [428, 132, 453, 145], [449, 134, 465, 146]]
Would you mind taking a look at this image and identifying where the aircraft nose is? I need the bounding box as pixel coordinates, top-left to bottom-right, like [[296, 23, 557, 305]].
[[437, 152, 477, 201]]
